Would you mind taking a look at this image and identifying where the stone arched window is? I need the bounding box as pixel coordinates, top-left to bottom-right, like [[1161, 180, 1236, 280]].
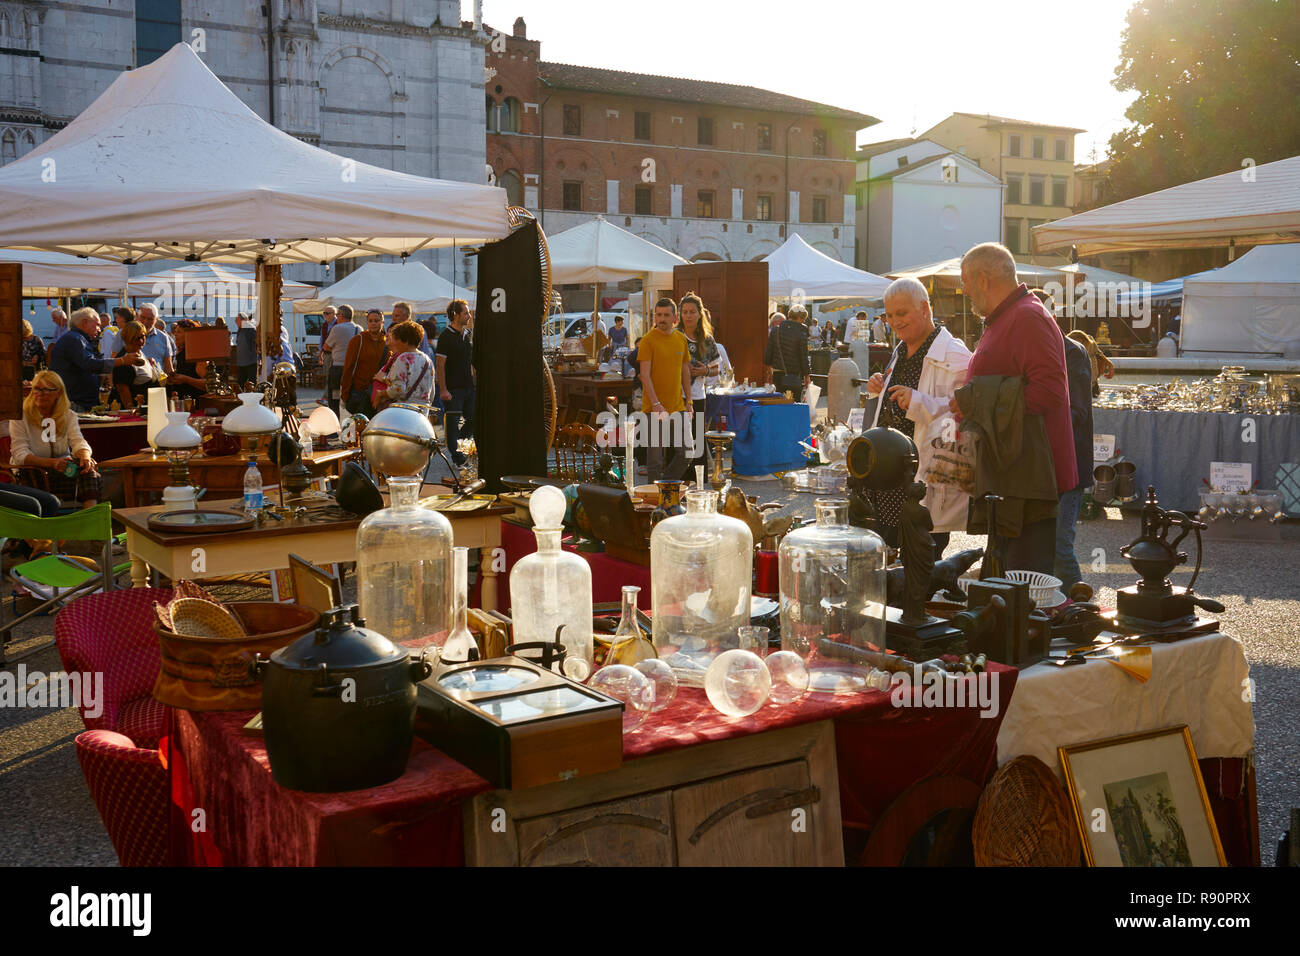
[[19, 130, 35, 155], [485, 95, 498, 132], [1, 130, 16, 165], [499, 169, 523, 207], [498, 97, 521, 133]]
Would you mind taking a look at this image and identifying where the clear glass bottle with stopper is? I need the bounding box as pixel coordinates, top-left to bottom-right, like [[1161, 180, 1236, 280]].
[[508, 484, 594, 680], [440, 546, 480, 664], [355, 475, 453, 651], [605, 585, 655, 666]]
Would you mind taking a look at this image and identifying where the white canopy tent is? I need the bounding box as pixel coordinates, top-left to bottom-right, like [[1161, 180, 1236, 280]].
[[126, 262, 316, 306], [1180, 244, 1300, 359], [293, 261, 470, 315], [763, 234, 891, 300], [1032, 155, 1300, 256], [0, 42, 509, 266], [0, 249, 127, 296], [889, 256, 1070, 285]]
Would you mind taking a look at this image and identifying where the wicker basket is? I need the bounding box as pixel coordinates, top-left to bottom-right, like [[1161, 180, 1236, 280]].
[[153, 602, 321, 711], [972, 755, 1082, 867], [168, 598, 248, 641]]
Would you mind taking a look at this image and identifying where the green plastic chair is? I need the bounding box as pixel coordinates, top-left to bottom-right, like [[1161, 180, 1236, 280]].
[[0, 503, 130, 667]]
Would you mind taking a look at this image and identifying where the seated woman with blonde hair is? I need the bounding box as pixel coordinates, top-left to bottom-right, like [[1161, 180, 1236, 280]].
[[9, 371, 102, 508]]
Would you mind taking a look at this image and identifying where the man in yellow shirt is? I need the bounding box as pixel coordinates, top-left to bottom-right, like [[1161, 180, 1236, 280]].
[[638, 298, 693, 480]]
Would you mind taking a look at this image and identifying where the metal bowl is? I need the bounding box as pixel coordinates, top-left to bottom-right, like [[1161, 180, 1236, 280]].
[[361, 403, 437, 476]]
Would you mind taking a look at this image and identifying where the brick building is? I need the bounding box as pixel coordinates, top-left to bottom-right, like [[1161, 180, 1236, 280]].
[[485, 18, 877, 266]]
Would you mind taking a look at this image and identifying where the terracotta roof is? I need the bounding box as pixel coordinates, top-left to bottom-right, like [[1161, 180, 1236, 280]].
[[949, 111, 1085, 134], [871, 151, 1002, 183], [538, 61, 878, 127], [856, 137, 919, 159]]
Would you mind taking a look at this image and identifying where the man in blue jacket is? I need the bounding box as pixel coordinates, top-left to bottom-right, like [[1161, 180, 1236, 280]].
[[49, 307, 142, 411]]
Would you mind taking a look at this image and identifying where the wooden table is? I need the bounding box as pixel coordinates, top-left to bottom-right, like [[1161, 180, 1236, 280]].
[[80, 418, 149, 462], [114, 497, 511, 610], [102, 447, 358, 507]]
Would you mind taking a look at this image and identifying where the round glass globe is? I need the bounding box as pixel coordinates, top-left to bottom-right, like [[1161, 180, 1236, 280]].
[[563, 656, 591, 682], [633, 658, 678, 713], [765, 651, 810, 705], [705, 649, 771, 717], [529, 484, 568, 529], [589, 664, 654, 731]]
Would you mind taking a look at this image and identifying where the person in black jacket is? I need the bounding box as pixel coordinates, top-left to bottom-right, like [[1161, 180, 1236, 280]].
[[764, 305, 811, 396]]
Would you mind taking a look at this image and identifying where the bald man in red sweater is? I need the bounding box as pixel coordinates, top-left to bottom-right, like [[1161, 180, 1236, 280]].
[[954, 242, 1076, 573]]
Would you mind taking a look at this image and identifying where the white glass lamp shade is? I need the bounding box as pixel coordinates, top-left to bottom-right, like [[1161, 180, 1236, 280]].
[[529, 484, 567, 529], [306, 405, 341, 436], [154, 411, 201, 450], [223, 393, 281, 435]]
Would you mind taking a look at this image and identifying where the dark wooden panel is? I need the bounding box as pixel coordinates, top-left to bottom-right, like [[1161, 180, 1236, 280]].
[[0, 263, 23, 422], [673, 261, 769, 390]]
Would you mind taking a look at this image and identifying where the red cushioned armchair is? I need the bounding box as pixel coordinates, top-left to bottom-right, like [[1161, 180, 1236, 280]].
[[55, 588, 173, 867]]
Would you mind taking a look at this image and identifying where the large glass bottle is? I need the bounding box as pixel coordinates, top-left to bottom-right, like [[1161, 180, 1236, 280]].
[[778, 497, 887, 693], [508, 485, 594, 680], [651, 489, 752, 684], [606, 585, 656, 666], [356, 475, 453, 650]]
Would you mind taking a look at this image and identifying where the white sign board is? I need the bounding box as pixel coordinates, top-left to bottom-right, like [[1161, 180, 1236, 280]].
[[1093, 434, 1116, 462], [847, 407, 865, 432], [1210, 461, 1252, 492]]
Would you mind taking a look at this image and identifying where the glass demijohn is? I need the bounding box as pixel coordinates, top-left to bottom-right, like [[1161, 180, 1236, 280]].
[[651, 489, 753, 684], [508, 485, 594, 680], [606, 585, 655, 666], [778, 498, 887, 693], [355, 475, 453, 649]]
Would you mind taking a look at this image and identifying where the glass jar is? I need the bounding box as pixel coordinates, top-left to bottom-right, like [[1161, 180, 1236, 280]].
[[778, 498, 887, 693], [356, 475, 453, 650], [509, 485, 594, 679], [651, 489, 753, 684]]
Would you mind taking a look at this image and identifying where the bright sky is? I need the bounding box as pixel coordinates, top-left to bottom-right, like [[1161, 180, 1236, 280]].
[[485, 0, 1140, 163]]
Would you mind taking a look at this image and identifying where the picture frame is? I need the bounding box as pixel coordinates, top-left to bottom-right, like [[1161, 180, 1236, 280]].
[[1059, 725, 1226, 867]]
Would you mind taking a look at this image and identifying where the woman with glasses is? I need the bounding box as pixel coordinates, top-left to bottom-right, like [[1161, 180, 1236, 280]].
[[9, 371, 102, 508], [110, 320, 163, 408]]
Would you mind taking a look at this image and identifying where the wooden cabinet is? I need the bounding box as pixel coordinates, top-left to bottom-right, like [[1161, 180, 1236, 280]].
[[0, 264, 22, 422], [464, 719, 842, 866], [672, 261, 770, 391]]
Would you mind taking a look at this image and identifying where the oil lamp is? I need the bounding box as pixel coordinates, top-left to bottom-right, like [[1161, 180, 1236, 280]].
[[154, 411, 202, 511]]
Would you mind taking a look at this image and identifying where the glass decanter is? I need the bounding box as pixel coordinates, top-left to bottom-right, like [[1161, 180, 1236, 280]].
[[605, 585, 656, 666], [508, 485, 594, 680], [651, 489, 753, 684], [356, 475, 453, 650], [440, 547, 479, 664], [778, 497, 887, 693]]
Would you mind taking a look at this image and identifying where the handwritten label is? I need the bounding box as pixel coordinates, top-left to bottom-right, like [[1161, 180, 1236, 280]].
[[847, 407, 865, 431], [1093, 434, 1115, 462], [1210, 461, 1251, 493]]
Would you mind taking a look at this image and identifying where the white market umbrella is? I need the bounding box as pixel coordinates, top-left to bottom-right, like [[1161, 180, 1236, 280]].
[[763, 234, 891, 300], [0, 42, 509, 266], [1032, 155, 1300, 256], [0, 249, 127, 296], [546, 216, 688, 289], [293, 261, 470, 314], [889, 256, 1070, 285]]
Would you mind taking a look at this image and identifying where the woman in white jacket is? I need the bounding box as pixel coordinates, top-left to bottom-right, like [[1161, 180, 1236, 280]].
[[865, 278, 972, 552], [10, 370, 102, 508]]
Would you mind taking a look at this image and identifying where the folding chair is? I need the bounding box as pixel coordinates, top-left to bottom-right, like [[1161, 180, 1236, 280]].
[[0, 503, 129, 667]]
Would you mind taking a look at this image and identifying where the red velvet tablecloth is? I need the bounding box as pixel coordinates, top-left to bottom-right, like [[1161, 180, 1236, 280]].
[[169, 662, 1017, 866]]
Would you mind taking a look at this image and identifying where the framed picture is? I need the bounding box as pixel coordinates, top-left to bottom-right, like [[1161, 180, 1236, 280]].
[[1059, 726, 1226, 867]]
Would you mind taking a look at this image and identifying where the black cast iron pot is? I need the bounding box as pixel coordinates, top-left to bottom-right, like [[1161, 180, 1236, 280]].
[[252, 603, 433, 792]]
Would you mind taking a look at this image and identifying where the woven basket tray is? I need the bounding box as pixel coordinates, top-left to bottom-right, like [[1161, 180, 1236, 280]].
[[168, 598, 248, 641], [973, 754, 1082, 867]]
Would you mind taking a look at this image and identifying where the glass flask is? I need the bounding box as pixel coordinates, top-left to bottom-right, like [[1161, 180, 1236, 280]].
[[509, 485, 594, 680], [704, 649, 770, 717], [651, 489, 753, 685], [606, 585, 656, 666], [778, 497, 887, 694], [440, 547, 479, 664], [356, 475, 453, 649]]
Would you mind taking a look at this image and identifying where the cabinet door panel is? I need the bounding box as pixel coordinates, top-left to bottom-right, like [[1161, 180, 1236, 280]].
[[515, 791, 673, 867], [672, 759, 822, 866]]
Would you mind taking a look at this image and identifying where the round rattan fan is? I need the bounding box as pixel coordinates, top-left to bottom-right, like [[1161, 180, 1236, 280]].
[[508, 204, 560, 451], [972, 754, 1082, 866]]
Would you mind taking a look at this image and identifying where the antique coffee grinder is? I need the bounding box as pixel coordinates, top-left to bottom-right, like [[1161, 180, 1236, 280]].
[[846, 427, 965, 658], [1116, 486, 1224, 630]]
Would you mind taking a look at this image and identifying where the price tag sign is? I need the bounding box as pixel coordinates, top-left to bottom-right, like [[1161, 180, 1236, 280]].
[[1210, 461, 1252, 492], [1093, 434, 1116, 462], [847, 407, 865, 431]]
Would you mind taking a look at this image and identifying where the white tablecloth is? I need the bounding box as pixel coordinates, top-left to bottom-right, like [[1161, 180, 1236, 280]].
[[996, 632, 1255, 779]]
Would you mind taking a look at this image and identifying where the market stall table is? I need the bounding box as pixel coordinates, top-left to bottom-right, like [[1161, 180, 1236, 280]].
[[1092, 407, 1300, 513], [705, 394, 809, 476], [170, 663, 1017, 866], [114, 497, 509, 610], [995, 630, 1258, 865], [104, 447, 358, 507], [79, 416, 149, 462]]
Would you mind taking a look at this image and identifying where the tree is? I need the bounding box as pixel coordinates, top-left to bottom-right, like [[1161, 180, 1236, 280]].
[[1100, 0, 1300, 204]]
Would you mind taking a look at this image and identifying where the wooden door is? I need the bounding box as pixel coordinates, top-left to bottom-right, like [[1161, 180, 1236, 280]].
[[512, 791, 675, 866], [673, 261, 769, 388]]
